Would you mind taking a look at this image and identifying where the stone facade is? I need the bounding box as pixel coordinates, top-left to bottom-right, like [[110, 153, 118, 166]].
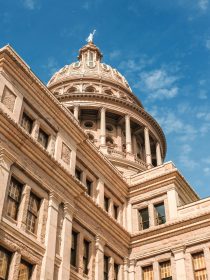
[[0, 42, 209, 280]]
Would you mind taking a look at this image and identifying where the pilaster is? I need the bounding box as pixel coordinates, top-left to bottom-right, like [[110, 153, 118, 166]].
[[172, 246, 187, 280], [95, 235, 105, 280]]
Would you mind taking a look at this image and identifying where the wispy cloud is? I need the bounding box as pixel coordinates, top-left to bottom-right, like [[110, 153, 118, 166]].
[[178, 144, 198, 170], [205, 39, 210, 50], [109, 50, 121, 59], [42, 57, 60, 77], [138, 69, 179, 100], [22, 0, 37, 10], [198, 0, 209, 11]]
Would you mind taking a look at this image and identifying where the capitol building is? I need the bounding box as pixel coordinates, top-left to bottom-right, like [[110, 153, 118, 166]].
[[0, 36, 210, 280]]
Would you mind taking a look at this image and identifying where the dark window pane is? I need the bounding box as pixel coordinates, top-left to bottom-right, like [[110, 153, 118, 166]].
[[155, 203, 166, 225], [114, 205, 118, 220], [71, 231, 78, 267], [139, 208, 149, 230], [83, 240, 90, 274], [104, 196, 109, 212], [104, 256, 109, 280], [114, 263, 119, 280], [75, 168, 82, 181], [21, 112, 33, 134], [38, 128, 49, 149], [86, 179, 92, 196], [26, 193, 40, 233]]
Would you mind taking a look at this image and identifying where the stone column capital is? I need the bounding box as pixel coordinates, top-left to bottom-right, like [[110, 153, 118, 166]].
[[172, 246, 186, 259], [49, 191, 61, 208], [95, 235, 105, 250], [0, 148, 16, 171], [63, 201, 75, 219]]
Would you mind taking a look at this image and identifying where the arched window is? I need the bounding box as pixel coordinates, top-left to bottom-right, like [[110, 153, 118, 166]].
[[67, 87, 77, 93], [104, 89, 113, 96], [85, 86, 96, 93]]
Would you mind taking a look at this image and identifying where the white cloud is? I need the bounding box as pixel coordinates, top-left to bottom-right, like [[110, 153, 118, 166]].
[[22, 0, 36, 10], [82, 2, 90, 10], [139, 69, 179, 100], [206, 39, 210, 50], [109, 50, 121, 59], [198, 0, 209, 10], [42, 57, 59, 76], [203, 167, 210, 175]]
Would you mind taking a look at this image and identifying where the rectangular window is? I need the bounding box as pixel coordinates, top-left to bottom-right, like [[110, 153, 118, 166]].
[[26, 193, 40, 233], [114, 204, 119, 220], [104, 196, 109, 212], [86, 179, 92, 196], [0, 247, 11, 280], [38, 128, 49, 149], [71, 231, 78, 267], [83, 239, 90, 275], [7, 176, 23, 220], [21, 112, 33, 134], [160, 261, 172, 280], [104, 256, 109, 280], [155, 203, 166, 225], [192, 252, 207, 280], [142, 265, 153, 280], [114, 263, 119, 280], [75, 168, 82, 181], [139, 208, 149, 230], [18, 260, 32, 280]]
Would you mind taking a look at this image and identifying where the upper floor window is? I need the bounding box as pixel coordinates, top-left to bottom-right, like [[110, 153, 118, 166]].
[[75, 168, 82, 181], [160, 261, 172, 280], [192, 252, 207, 280], [104, 196, 109, 212], [114, 204, 119, 220], [18, 260, 32, 280], [83, 239, 90, 275], [0, 246, 11, 280], [142, 265, 153, 280], [104, 256, 109, 280], [86, 178, 92, 196], [7, 176, 23, 220], [155, 203, 166, 225], [21, 112, 33, 134], [38, 128, 49, 149], [71, 231, 78, 267], [139, 207, 149, 230], [26, 193, 41, 233], [114, 263, 119, 280]]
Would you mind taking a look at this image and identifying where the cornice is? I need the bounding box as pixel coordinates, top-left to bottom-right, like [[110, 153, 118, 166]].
[[131, 212, 210, 248]]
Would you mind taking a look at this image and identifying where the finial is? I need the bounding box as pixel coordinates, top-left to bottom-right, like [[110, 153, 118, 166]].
[[86, 30, 96, 43]]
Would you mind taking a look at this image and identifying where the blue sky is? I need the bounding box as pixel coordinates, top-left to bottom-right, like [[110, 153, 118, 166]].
[[1, 0, 210, 198]]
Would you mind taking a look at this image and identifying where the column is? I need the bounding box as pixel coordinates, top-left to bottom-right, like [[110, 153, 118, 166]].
[[125, 115, 132, 153], [116, 125, 122, 151], [48, 135, 56, 156], [153, 261, 161, 280], [129, 259, 136, 280], [95, 236, 105, 280], [167, 188, 179, 220], [124, 258, 129, 280], [204, 247, 210, 276], [58, 202, 74, 280], [156, 142, 162, 166], [40, 192, 60, 280], [172, 247, 187, 280], [100, 107, 106, 146], [132, 135, 137, 156], [0, 148, 15, 220], [17, 184, 31, 230], [8, 252, 21, 280], [31, 119, 40, 140], [144, 127, 152, 168], [73, 105, 79, 120], [127, 203, 132, 232], [109, 257, 115, 279], [96, 178, 104, 208], [148, 203, 155, 227]]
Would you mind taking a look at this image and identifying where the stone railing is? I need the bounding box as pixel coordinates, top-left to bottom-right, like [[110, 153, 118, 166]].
[[107, 148, 126, 158], [178, 197, 210, 218]]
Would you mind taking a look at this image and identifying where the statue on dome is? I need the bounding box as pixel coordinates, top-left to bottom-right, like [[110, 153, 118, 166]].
[[86, 30, 96, 43]]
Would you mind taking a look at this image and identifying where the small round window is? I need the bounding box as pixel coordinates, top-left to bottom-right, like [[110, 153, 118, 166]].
[[84, 121, 94, 128]]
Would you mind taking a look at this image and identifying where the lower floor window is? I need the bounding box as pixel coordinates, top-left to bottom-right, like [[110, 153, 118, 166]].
[[192, 252, 207, 280], [0, 247, 11, 280], [160, 261, 172, 280], [143, 265, 153, 280], [18, 260, 32, 280]]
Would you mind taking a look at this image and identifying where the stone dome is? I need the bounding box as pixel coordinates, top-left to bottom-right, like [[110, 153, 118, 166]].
[[47, 42, 143, 107]]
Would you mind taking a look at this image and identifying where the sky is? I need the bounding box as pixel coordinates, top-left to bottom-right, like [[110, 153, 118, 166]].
[[0, 0, 210, 198]]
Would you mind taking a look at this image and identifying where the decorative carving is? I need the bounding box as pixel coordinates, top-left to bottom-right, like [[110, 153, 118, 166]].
[[1, 86, 16, 112], [61, 142, 71, 165]]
